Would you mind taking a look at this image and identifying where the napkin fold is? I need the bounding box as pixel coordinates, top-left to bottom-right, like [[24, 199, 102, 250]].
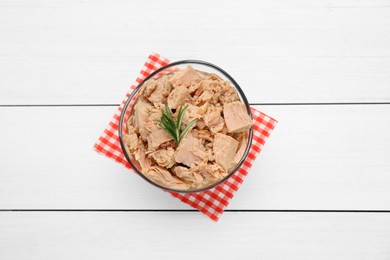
[[94, 53, 277, 221]]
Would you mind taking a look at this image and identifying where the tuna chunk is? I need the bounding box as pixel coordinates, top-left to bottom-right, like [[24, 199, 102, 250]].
[[197, 79, 222, 105], [213, 133, 239, 171], [167, 86, 190, 109], [173, 166, 203, 183], [139, 79, 157, 98], [123, 133, 138, 151], [223, 101, 253, 133], [205, 163, 227, 178], [148, 76, 172, 104], [204, 106, 225, 133], [219, 82, 239, 104], [145, 166, 188, 190], [133, 100, 153, 129], [139, 109, 162, 141], [126, 115, 136, 134], [192, 163, 226, 189], [188, 81, 200, 94], [139, 109, 173, 151], [169, 65, 201, 87], [181, 104, 203, 125], [192, 129, 213, 142], [195, 119, 206, 130], [233, 135, 249, 165], [194, 90, 213, 105], [146, 122, 173, 151], [134, 142, 151, 172], [175, 133, 208, 167], [151, 147, 175, 168]]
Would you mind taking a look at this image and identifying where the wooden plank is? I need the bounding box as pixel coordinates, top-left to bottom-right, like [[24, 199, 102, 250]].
[[0, 105, 389, 210], [0, 212, 389, 259], [1, 0, 390, 104]]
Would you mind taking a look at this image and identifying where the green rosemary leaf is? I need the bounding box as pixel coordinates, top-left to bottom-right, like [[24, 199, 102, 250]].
[[157, 120, 178, 144], [161, 120, 177, 137], [161, 113, 175, 126], [176, 104, 188, 130], [164, 103, 174, 121], [179, 118, 197, 143], [156, 103, 196, 145]]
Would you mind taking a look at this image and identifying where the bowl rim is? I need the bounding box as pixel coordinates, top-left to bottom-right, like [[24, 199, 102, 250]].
[[118, 60, 254, 193]]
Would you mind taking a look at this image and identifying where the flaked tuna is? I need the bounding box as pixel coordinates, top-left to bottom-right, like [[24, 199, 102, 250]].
[[124, 66, 253, 190], [173, 166, 203, 184], [145, 166, 188, 190], [151, 147, 175, 168]]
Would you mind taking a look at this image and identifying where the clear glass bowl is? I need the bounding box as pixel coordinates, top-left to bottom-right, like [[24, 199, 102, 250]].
[[118, 60, 253, 193]]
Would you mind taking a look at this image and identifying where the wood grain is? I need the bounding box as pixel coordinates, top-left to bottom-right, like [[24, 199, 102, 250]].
[[0, 0, 389, 104], [1, 105, 389, 210], [1, 1, 390, 258], [1, 212, 389, 259]]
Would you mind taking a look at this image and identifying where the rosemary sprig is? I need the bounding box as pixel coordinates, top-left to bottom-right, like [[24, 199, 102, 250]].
[[155, 103, 197, 145]]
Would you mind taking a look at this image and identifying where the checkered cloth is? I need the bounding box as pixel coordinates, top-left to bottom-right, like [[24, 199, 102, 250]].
[[94, 53, 277, 221]]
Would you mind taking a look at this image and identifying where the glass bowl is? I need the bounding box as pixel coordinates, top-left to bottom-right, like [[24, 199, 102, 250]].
[[118, 60, 253, 193]]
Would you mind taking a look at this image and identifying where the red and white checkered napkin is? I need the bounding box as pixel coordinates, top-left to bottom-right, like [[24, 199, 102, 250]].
[[94, 53, 277, 221]]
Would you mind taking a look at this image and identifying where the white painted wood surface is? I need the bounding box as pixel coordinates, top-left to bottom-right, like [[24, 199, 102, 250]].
[[1, 212, 390, 260], [1, 105, 390, 210], [1, 0, 390, 259], [1, 0, 390, 104]]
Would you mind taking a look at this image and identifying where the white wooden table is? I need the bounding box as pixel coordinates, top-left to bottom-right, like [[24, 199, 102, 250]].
[[1, 1, 390, 259]]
